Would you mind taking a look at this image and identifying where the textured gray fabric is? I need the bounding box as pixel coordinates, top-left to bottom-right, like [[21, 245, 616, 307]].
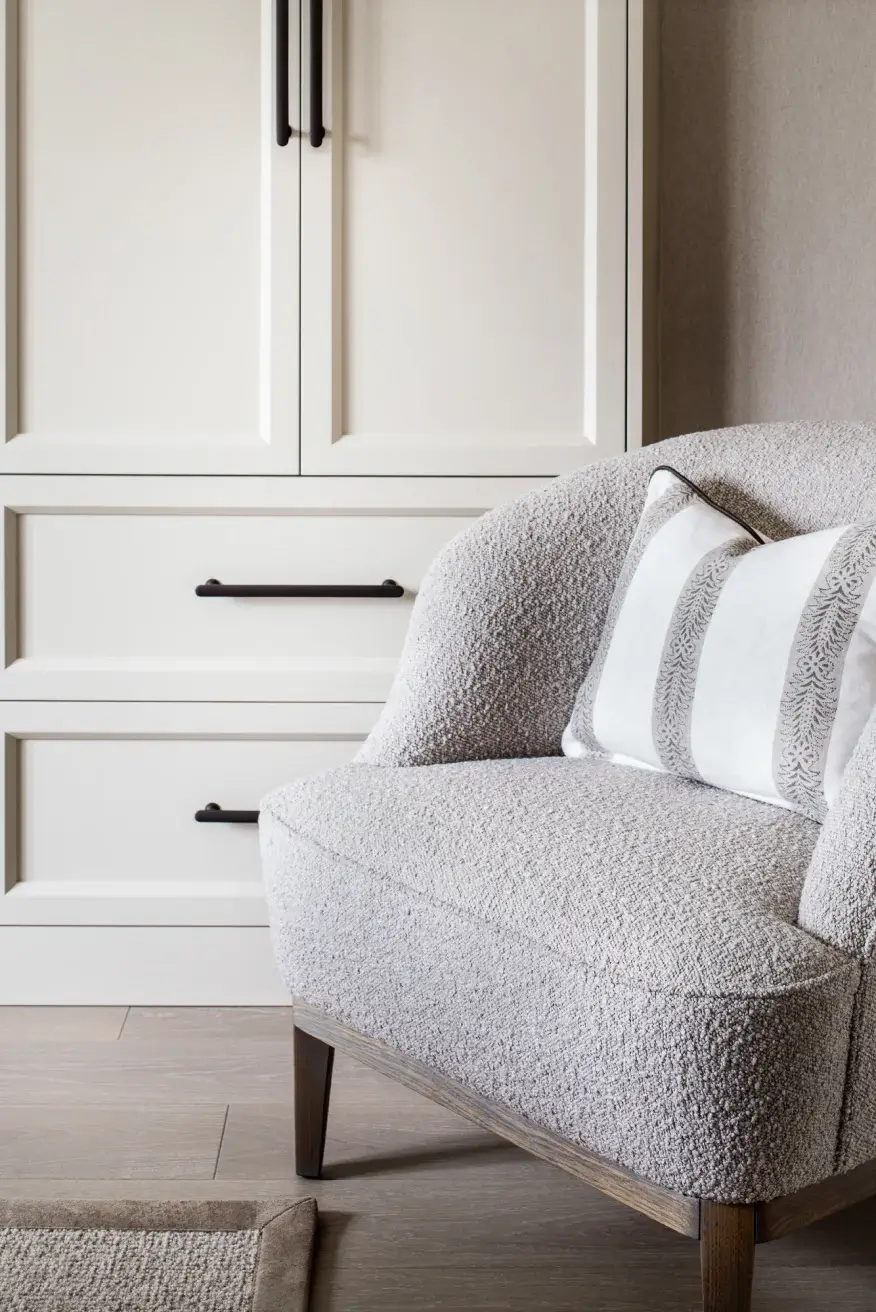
[[262, 757, 859, 1202], [0, 1199, 317, 1312], [834, 963, 876, 1175], [1, 1229, 259, 1312], [799, 708, 876, 959], [360, 421, 876, 770], [773, 525, 876, 820], [263, 421, 876, 1200], [799, 707, 876, 1175], [265, 758, 829, 996]]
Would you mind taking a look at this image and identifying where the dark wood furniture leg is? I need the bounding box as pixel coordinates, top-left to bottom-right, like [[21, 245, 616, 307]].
[[700, 1202, 755, 1312], [294, 1023, 335, 1179]]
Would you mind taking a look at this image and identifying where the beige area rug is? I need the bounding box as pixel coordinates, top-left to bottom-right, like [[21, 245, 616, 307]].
[[0, 1198, 316, 1312]]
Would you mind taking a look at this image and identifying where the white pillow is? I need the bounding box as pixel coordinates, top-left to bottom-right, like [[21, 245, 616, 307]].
[[562, 466, 876, 821]]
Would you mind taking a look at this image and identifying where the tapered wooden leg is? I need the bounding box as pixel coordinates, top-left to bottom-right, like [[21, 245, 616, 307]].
[[294, 1024, 335, 1179], [700, 1203, 755, 1311]]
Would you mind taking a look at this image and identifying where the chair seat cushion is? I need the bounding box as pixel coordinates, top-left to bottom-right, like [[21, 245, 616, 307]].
[[261, 757, 859, 1202]]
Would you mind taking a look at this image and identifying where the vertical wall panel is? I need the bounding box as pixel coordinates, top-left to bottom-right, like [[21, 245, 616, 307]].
[[660, 0, 876, 439]]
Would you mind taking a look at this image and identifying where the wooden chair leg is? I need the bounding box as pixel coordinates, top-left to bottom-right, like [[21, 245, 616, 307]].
[[294, 1024, 335, 1179], [700, 1202, 755, 1312]]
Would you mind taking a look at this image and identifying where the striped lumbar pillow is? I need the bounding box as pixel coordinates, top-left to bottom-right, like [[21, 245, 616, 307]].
[[562, 466, 876, 821]]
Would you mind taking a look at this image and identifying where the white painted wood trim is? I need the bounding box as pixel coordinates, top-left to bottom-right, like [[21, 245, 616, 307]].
[[0, 700, 378, 929], [625, 0, 659, 450], [300, 0, 635, 476], [0, 437, 307, 477], [0, 698, 379, 735], [0, 926, 290, 1005], [0, 474, 545, 513], [0, 0, 301, 476], [0, 660, 397, 705], [0, 0, 17, 444], [2, 880, 268, 929], [0, 475, 544, 702], [583, 0, 629, 460]]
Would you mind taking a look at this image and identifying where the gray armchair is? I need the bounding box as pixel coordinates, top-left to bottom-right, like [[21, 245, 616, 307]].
[[261, 422, 876, 1311]]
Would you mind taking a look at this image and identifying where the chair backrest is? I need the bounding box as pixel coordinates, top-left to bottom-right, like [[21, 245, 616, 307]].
[[644, 420, 876, 539], [361, 421, 876, 766]]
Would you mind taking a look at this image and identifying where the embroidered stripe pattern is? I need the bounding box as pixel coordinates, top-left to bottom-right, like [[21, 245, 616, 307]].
[[568, 482, 697, 753], [773, 524, 876, 820], [652, 537, 756, 779]]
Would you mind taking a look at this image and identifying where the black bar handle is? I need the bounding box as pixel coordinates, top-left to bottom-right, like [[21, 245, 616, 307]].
[[195, 578, 404, 599], [195, 802, 260, 824], [309, 0, 325, 147], [275, 0, 291, 146]]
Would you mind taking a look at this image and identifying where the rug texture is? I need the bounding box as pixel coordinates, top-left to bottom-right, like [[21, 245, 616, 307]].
[[0, 1199, 316, 1312]]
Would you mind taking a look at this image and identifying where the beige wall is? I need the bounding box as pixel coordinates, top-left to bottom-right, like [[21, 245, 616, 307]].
[[659, 0, 876, 440]]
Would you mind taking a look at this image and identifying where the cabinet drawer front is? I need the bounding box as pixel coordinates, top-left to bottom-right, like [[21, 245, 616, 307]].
[[8, 510, 477, 700], [1, 927, 290, 1005], [0, 702, 378, 927]]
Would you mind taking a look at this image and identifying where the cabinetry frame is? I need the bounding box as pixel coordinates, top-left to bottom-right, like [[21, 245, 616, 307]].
[[299, 0, 655, 474]]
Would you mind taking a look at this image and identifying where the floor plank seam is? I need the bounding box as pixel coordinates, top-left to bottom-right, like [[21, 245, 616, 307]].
[[213, 1106, 230, 1180]]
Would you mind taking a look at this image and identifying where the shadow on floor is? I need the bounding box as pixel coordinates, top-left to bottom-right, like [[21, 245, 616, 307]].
[[324, 1136, 517, 1181]]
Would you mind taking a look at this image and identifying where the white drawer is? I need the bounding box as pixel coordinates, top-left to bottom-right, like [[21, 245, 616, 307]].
[[4, 505, 478, 701], [1, 927, 291, 1006], [0, 701, 378, 928]]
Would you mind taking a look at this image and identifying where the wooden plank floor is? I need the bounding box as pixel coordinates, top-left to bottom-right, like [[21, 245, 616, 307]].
[[1, 1007, 875, 1310]]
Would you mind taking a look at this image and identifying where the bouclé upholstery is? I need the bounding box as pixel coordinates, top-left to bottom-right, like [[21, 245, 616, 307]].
[[262, 757, 857, 1201], [262, 422, 876, 1204], [360, 421, 876, 769]]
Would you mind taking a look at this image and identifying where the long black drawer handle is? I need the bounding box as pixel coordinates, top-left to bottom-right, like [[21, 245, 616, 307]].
[[195, 802, 259, 824], [309, 0, 326, 147], [275, 0, 291, 146], [195, 578, 404, 598]]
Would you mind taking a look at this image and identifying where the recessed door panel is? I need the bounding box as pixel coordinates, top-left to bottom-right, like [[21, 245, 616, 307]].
[[300, 0, 628, 475], [0, 0, 299, 472]]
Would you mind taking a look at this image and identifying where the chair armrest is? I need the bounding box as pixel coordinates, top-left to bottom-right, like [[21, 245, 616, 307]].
[[799, 709, 876, 958], [359, 458, 653, 766]]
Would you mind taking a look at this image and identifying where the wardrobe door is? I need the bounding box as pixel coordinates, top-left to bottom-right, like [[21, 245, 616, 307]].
[[0, 0, 299, 474], [300, 0, 630, 476]]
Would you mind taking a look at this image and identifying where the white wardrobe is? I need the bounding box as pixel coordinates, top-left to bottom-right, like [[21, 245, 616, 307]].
[[0, 0, 652, 1003]]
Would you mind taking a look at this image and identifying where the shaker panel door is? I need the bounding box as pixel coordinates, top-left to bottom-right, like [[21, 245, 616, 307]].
[[300, 0, 629, 475], [0, 0, 299, 472]]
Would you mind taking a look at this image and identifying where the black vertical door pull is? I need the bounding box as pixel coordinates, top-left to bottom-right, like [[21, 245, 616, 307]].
[[310, 0, 326, 147], [275, 0, 291, 145]]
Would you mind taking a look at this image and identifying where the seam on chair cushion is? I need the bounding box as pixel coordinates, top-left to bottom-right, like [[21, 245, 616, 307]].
[[833, 964, 867, 1173], [263, 807, 858, 1004]]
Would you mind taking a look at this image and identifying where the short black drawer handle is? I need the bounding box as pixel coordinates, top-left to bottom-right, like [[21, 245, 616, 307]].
[[195, 578, 404, 599], [195, 802, 260, 824]]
